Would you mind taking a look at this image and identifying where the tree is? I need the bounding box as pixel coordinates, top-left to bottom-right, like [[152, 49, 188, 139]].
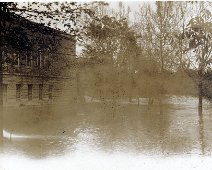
[[134, 2, 176, 106], [179, 3, 212, 113], [82, 15, 123, 100], [116, 28, 140, 102], [81, 7, 140, 102]]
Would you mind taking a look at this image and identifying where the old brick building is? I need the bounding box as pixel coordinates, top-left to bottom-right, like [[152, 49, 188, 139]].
[[2, 13, 76, 106]]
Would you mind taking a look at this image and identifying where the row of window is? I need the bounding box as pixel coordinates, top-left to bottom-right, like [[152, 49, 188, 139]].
[[3, 84, 53, 101], [2, 51, 52, 68]]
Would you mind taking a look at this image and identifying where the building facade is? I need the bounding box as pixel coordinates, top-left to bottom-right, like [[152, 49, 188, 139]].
[[2, 13, 76, 106]]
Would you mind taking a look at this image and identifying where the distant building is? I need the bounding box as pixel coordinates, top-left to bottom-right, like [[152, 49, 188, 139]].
[[2, 13, 76, 106]]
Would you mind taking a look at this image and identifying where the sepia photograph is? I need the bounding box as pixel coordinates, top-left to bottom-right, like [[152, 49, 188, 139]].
[[0, 1, 212, 169]]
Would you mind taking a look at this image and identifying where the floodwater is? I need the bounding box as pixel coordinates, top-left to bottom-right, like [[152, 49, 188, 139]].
[[1, 95, 212, 170]]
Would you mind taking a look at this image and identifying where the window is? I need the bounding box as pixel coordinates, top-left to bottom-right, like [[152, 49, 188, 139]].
[[16, 84, 21, 100], [2, 51, 7, 64], [26, 52, 32, 67], [33, 56, 38, 67], [39, 84, 43, 100], [4, 52, 12, 64], [20, 54, 26, 66], [36, 51, 42, 68], [13, 53, 20, 66], [28, 84, 33, 101], [3, 84, 8, 102], [39, 52, 44, 68], [49, 85, 53, 100], [43, 55, 47, 66], [37, 56, 39, 67], [45, 48, 51, 65]]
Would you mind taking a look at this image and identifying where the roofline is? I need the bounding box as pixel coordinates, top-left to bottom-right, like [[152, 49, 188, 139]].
[[7, 12, 76, 41]]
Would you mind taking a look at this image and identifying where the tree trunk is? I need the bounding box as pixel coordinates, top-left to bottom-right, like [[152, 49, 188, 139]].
[[198, 81, 203, 115]]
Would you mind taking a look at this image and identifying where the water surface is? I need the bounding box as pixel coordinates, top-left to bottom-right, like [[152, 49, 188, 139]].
[[1, 96, 212, 170]]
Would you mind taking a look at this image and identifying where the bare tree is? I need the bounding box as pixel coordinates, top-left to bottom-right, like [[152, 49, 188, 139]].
[[134, 2, 176, 106]]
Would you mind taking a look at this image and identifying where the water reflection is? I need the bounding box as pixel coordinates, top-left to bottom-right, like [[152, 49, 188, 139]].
[[2, 96, 212, 159], [199, 113, 205, 155]]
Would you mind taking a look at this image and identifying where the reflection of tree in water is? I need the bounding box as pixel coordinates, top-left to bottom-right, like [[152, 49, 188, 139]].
[[198, 110, 206, 155], [199, 115, 206, 155]]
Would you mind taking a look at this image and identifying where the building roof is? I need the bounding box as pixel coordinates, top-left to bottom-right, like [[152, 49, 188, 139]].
[[4, 12, 76, 42]]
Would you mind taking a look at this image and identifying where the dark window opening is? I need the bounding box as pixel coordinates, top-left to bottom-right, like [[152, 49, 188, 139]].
[[39, 84, 43, 100], [49, 85, 53, 100], [3, 84, 8, 102], [32, 53, 39, 67], [16, 84, 21, 100], [13, 53, 19, 66], [26, 52, 32, 67], [28, 84, 33, 101], [2, 51, 7, 64], [20, 54, 26, 66]]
